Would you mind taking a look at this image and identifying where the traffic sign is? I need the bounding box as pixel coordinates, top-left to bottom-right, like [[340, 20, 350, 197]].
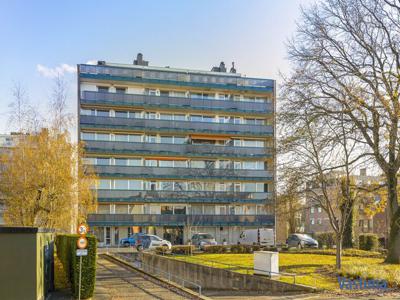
[[77, 237, 88, 249], [76, 249, 88, 256], [77, 224, 88, 235]]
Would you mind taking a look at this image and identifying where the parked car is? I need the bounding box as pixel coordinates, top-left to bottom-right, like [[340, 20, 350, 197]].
[[136, 234, 172, 251], [119, 233, 145, 247], [286, 234, 318, 249], [238, 228, 274, 246], [191, 233, 217, 250]]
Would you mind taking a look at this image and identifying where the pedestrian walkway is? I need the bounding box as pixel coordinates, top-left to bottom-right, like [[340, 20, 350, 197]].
[[94, 256, 191, 300]]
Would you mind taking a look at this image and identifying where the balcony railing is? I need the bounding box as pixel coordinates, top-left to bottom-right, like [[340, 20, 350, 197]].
[[80, 115, 273, 137], [87, 213, 275, 226], [83, 140, 271, 159], [79, 64, 274, 93], [81, 91, 272, 114], [96, 189, 272, 204], [92, 165, 273, 181]]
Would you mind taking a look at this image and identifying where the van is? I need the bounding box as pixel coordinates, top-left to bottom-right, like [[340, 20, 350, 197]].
[[238, 228, 274, 246]]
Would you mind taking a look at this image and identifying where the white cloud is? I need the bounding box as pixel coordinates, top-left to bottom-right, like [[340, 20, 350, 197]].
[[37, 63, 76, 78]]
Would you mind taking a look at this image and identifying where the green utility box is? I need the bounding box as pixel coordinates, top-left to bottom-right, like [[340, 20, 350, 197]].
[[0, 227, 55, 300]]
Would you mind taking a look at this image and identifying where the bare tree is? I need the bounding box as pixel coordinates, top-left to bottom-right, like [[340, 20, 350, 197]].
[[286, 0, 400, 263], [49, 74, 72, 132], [280, 81, 365, 268]]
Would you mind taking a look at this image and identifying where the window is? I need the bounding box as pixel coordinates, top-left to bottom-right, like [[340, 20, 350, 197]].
[[96, 133, 110, 141], [174, 206, 186, 215], [159, 160, 173, 167], [83, 157, 96, 165], [159, 113, 173, 120], [317, 218, 322, 224], [243, 183, 257, 192], [115, 205, 128, 213], [203, 115, 215, 123], [129, 180, 142, 190], [161, 206, 173, 215], [146, 135, 157, 143], [190, 115, 203, 122], [174, 160, 187, 168], [173, 114, 186, 121], [317, 207, 322, 213], [114, 134, 129, 142], [146, 181, 157, 191], [115, 158, 128, 166], [97, 158, 110, 165], [129, 135, 142, 143], [191, 205, 202, 215], [147, 89, 157, 96], [97, 110, 109, 117], [98, 179, 111, 189], [115, 180, 129, 190], [311, 207, 315, 214], [129, 111, 142, 118], [219, 160, 231, 169], [191, 160, 205, 168], [160, 181, 173, 191], [81, 132, 95, 140], [81, 109, 95, 116], [115, 111, 128, 118], [98, 86, 109, 93], [128, 159, 142, 166], [145, 112, 157, 119], [311, 218, 315, 225], [174, 182, 186, 191], [204, 205, 215, 215], [161, 136, 173, 144], [115, 87, 126, 94], [174, 136, 186, 144], [145, 160, 157, 167], [98, 204, 110, 214]]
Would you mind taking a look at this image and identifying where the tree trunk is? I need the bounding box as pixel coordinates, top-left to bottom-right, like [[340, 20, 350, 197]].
[[385, 173, 400, 264], [336, 235, 342, 269]]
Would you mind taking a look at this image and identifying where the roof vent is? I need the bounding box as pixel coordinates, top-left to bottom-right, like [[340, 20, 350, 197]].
[[134, 53, 149, 66], [97, 60, 106, 65], [211, 61, 227, 72]]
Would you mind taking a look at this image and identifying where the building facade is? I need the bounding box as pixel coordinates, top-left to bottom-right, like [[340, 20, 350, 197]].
[[79, 54, 275, 246], [304, 169, 389, 246]]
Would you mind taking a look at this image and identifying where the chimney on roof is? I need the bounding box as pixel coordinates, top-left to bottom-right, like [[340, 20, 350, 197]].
[[97, 60, 106, 65], [230, 62, 236, 73], [211, 61, 227, 72], [134, 53, 149, 66]]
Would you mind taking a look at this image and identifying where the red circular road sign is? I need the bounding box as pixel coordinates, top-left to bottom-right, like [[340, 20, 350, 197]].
[[77, 237, 88, 249], [77, 224, 88, 236]]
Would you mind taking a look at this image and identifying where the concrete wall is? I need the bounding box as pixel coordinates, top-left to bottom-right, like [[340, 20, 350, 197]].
[[139, 253, 314, 293]]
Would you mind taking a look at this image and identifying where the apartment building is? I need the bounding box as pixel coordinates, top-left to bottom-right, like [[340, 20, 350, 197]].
[[304, 169, 389, 246], [79, 54, 275, 246]]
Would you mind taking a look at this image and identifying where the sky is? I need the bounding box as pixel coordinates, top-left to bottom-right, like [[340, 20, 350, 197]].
[[0, 0, 313, 135]]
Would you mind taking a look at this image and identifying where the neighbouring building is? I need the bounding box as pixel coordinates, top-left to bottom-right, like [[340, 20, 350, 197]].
[[79, 54, 276, 246], [304, 169, 389, 247], [0, 134, 22, 224]]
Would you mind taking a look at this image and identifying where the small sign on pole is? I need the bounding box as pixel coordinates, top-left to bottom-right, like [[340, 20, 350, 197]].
[[76, 249, 88, 256]]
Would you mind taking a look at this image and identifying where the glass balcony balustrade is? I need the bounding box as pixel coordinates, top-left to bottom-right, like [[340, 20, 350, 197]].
[[81, 91, 272, 114], [80, 115, 273, 137]]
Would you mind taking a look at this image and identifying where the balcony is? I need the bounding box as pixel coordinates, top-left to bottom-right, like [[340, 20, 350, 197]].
[[83, 140, 272, 159], [80, 115, 273, 137], [79, 64, 274, 93], [96, 189, 272, 204], [81, 91, 272, 115], [87, 213, 275, 226], [92, 165, 273, 181]]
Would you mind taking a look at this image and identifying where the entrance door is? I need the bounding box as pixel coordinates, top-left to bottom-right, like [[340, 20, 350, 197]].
[[114, 227, 119, 245], [163, 226, 184, 245], [105, 227, 111, 246]]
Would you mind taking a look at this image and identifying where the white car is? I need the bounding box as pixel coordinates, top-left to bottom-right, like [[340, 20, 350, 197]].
[[137, 234, 172, 251]]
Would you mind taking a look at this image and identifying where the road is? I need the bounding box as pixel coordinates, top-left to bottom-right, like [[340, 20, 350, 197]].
[[94, 255, 193, 300]]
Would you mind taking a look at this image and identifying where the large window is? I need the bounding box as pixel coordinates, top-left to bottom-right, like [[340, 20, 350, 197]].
[[114, 180, 129, 190]]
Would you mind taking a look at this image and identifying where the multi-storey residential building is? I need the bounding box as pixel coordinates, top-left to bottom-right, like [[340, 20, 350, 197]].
[[79, 54, 275, 246], [304, 169, 389, 247]]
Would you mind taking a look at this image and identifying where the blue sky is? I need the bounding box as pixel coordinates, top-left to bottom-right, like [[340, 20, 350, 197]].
[[0, 0, 312, 134]]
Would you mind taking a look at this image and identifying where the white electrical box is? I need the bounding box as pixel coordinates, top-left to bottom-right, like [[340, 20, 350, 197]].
[[254, 251, 279, 277]]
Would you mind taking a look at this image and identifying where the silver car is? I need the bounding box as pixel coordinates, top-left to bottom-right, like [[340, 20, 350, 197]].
[[191, 233, 217, 249], [286, 234, 319, 249]]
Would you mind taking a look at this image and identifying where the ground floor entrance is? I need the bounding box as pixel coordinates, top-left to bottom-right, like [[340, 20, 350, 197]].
[[92, 225, 274, 247]]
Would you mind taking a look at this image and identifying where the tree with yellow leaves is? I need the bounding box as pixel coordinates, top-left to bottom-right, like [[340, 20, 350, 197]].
[[0, 128, 97, 231]]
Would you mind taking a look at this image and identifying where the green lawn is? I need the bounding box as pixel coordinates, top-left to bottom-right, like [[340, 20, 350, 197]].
[[173, 253, 400, 291]]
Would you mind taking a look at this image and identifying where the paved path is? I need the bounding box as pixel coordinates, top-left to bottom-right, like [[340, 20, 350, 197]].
[[94, 256, 191, 300]]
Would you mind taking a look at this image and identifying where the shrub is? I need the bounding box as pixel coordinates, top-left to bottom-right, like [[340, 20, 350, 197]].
[[171, 245, 195, 255], [230, 244, 244, 253], [55, 234, 97, 299], [359, 234, 379, 251], [203, 245, 227, 253], [155, 246, 169, 255], [229, 244, 257, 253], [252, 245, 261, 251], [315, 232, 336, 248]]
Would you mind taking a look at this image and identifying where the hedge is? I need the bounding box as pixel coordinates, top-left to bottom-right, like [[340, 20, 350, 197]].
[[55, 234, 97, 299], [172, 245, 195, 255], [315, 232, 336, 248], [359, 234, 379, 251], [203, 245, 227, 253]]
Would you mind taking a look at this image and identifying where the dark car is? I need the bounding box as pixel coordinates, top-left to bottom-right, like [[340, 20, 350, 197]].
[[286, 234, 318, 249]]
